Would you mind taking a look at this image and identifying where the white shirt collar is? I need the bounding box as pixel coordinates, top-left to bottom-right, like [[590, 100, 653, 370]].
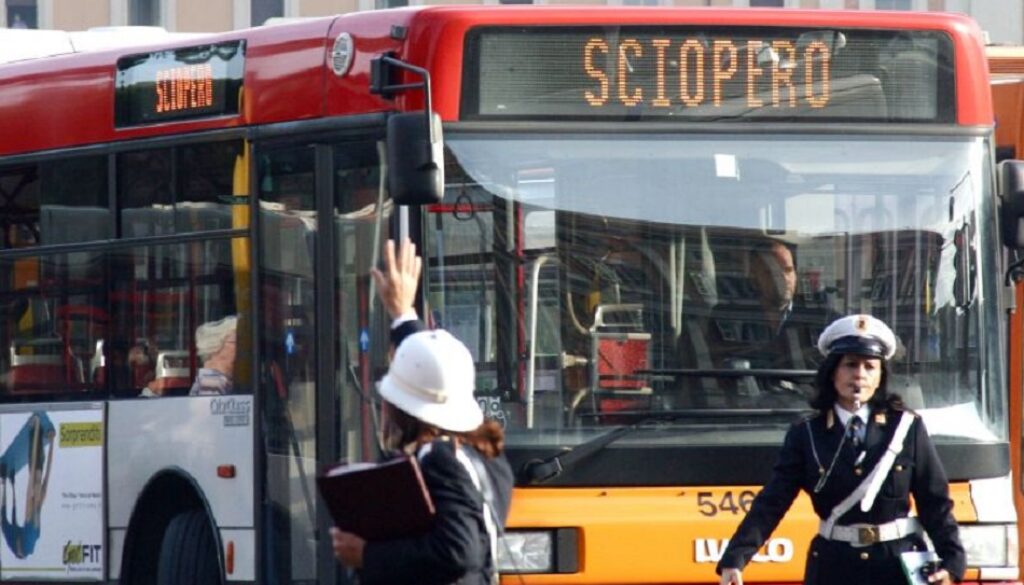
[[834, 404, 870, 428]]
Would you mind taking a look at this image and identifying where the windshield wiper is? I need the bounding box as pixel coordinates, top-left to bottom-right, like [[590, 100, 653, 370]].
[[522, 421, 645, 484], [522, 407, 811, 484], [522, 414, 693, 484]]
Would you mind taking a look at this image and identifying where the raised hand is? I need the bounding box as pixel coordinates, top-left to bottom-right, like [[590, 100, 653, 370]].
[[371, 238, 423, 320]]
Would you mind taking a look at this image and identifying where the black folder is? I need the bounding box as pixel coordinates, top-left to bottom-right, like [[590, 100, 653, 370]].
[[317, 455, 435, 541]]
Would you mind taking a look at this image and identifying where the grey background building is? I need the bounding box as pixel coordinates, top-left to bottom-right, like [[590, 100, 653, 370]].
[[1, 0, 1021, 46]]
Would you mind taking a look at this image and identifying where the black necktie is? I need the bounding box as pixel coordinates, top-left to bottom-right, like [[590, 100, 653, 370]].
[[848, 416, 865, 451]]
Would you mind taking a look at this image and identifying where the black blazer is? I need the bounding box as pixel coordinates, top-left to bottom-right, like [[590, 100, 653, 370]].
[[361, 439, 513, 585], [717, 408, 965, 584], [391, 318, 426, 348]]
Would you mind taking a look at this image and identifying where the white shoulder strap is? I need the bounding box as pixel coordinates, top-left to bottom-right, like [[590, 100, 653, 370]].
[[820, 412, 915, 535], [859, 412, 915, 512], [455, 448, 499, 581]]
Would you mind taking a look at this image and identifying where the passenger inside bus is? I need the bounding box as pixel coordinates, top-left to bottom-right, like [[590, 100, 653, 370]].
[[129, 338, 193, 398], [128, 339, 160, 397], [706, 238, 838, 406], [189, 315, 238, 396]]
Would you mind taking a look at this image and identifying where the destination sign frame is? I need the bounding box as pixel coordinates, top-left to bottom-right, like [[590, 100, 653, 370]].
[[461, 26, 955, 123], [115, 40, 246, 128]]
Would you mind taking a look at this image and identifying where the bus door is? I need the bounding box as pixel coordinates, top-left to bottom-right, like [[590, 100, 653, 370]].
[[256, 134, 393, 584]]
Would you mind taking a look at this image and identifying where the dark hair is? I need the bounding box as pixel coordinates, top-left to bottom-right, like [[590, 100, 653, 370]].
[[809, 353, 904, 414], [388, 404, 505, 458], [749, 239, 796, 269]]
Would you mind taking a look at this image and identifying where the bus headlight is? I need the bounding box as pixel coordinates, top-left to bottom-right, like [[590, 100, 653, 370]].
[[497, 531, 552, 573], [496, 528, 579, 574], [959, 524, 1017, 567]]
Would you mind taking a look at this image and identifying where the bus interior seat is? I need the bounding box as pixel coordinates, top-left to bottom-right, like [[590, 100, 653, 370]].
[[589, 304, 652, 420], [8, 338, 67, 394], [153, 350, 192, 396]]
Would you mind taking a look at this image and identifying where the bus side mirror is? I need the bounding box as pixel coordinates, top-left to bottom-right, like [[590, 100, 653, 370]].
[[1000, 160, 1024, 249], [386, 111, 444, 206]]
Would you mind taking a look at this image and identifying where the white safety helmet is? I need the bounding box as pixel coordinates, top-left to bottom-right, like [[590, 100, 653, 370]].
[[378, 329, 483, 433]]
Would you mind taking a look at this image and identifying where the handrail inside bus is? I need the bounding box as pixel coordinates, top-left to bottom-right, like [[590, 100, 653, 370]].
[[526, 254, 555, 429]]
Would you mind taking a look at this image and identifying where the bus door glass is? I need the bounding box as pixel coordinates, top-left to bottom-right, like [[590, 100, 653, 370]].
[[257, 138, 391, 583], [258, 143, 319, 583], [333, 140, 392, 466]]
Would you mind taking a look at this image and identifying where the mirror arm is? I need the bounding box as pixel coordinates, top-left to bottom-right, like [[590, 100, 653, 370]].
[[370, 54, 436, 163], [1006, 254, 1024, 287]]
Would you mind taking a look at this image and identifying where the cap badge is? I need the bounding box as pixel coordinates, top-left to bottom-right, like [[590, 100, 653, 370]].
[[855, 317, 868, 332]]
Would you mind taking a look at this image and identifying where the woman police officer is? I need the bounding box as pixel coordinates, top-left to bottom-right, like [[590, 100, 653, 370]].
[[330, 238, 513, 585], [717, 314, 965, 585]]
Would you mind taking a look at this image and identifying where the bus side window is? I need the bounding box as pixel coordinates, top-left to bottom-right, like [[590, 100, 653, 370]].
[[111, 141, 250, 399], [109, 240, 249, 399]]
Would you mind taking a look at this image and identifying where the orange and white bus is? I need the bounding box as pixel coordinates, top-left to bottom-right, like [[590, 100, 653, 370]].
[[0, 6, 1019, 585]]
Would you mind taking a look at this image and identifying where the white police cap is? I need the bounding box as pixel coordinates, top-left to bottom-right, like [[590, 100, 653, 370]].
[[816, 314, 897, 360]]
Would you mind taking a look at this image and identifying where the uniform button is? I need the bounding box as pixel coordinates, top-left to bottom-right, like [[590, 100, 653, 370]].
[[854, 468, 863, 476], [859, 552, 869, 560], [895, 465, 903, 472], [812, 551, 819, 558]]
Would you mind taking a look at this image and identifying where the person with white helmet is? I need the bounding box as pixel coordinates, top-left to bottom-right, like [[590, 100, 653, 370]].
[[330, 239, 513, 585], [716, 314, 964, 585]]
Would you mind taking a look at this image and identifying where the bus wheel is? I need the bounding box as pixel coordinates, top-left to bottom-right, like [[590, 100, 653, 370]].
[[156, 509, 221, 585]]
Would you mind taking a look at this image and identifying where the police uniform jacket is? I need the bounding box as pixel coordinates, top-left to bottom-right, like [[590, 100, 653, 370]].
[[716, 406, 966, 584], [361, 318, 515, 585]]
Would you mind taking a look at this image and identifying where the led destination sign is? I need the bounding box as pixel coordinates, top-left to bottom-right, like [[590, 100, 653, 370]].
[[581, 37, 832, 108], [155, 63, 215, 114], [115, 41, 245, 127], [463, 27, 954, 122]]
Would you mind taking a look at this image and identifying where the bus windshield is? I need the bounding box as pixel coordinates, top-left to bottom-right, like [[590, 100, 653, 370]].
[[424, 132, 1003, 451]]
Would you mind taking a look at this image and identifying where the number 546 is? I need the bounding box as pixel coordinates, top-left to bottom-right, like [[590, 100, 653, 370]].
[[696, 490, 756, 517]]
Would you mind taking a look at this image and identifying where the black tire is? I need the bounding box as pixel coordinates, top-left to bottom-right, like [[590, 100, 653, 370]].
[[156, 509, 222, 585]]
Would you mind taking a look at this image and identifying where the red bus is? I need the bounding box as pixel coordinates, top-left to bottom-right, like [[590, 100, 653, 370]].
[[0, 6, 1020, 585]]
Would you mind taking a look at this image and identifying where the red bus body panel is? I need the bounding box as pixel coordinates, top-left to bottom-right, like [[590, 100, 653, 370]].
[[0, 7, 992, 158]]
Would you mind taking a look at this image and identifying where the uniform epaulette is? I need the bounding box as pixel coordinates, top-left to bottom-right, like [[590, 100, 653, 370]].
[[801, 410, 823, 422], [800, 410, 832, 428]]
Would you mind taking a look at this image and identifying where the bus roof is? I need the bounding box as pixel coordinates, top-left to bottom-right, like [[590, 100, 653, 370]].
[[0, 27, 209, 64], [0, 6, 992, 159]]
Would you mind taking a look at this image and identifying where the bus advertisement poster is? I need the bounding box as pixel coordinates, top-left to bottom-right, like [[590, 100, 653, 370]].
[[0, 408, 104, 580]]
